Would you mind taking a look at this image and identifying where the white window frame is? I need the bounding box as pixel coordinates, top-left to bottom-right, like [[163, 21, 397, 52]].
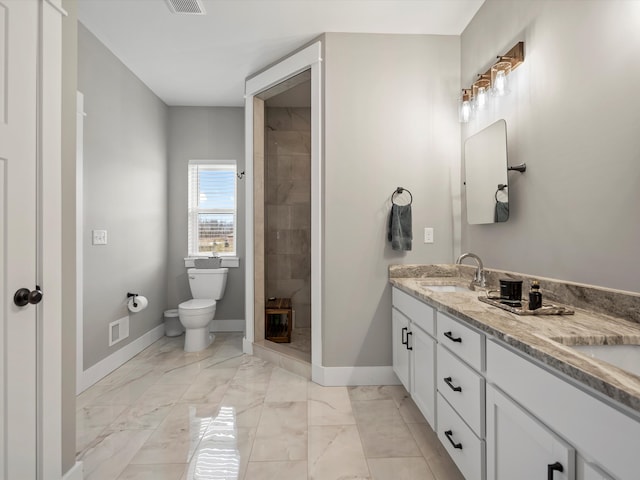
[[188, 159, 237, 257]]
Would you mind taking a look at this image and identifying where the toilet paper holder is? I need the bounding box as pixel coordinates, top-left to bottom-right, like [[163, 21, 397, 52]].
[[127, 292, 140, 308]]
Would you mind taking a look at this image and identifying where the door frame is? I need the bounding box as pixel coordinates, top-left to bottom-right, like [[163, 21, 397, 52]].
[[243, 41, 324, 376], [75, 91, 84, 394], [39, 0, 65, 476]]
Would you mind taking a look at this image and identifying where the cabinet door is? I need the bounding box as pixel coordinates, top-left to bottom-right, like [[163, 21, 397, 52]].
[[392, 308, 410, 391], [487, 385, 575, 480], [411, 326, 436, 429]]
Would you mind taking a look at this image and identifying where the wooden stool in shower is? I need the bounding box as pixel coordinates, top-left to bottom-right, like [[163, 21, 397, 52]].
[[265, 297, 292, 343]]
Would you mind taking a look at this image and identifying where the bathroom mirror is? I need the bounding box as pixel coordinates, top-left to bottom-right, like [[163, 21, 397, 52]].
[[464, 119, 509, 224]]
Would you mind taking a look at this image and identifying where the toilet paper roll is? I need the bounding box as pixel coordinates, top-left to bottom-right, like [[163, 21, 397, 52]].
[[127, 295, 148, 313]]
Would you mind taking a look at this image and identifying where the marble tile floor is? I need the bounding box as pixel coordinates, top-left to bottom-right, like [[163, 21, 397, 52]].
[[77, 332, 464, 480], [257, 327, 311, 366]]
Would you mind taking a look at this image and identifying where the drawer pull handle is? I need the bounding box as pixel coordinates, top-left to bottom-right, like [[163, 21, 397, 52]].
[[444, 331, 462, 343], [444, 376, 462, 392], [401, 327, 408, 345], [547, 462, 563, 480], [444, 430, 462, 450], [407, 331, 413, 350]]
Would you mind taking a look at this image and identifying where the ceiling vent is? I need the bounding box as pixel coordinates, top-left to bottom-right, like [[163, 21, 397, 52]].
[[166, 0, 206, 15]]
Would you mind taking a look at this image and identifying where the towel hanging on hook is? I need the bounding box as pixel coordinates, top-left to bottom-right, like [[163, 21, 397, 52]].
[[388, 187, 413, 251], [391, 187, 412, 206], [494, 184, 509, 223]]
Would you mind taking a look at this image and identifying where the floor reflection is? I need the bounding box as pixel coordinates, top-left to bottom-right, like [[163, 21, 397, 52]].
[[186, 406, 239, 480]]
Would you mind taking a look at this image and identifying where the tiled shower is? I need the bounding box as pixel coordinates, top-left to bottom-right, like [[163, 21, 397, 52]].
[[264, 107, 312, 331]]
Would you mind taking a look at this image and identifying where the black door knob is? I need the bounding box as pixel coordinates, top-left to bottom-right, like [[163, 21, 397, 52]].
[[14, 286, 43, 307]]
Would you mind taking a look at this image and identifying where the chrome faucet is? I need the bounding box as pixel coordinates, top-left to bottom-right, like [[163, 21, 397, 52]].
[[456, 252, 486, 288]]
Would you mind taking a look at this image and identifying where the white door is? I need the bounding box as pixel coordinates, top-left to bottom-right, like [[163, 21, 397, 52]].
[[486, 384, 575, 480], [0, 0, 39, 478]]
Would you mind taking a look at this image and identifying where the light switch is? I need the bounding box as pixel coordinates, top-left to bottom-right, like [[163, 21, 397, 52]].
[[92, 229, 108, 245], [424, 227, 434, 244]]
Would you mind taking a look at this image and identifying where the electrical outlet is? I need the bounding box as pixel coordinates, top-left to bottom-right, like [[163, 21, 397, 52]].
[[92, 229, 108, 245], [424, 227, 434, 244]]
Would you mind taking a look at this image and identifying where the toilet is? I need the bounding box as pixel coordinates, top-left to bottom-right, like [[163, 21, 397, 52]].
[[178, 267, 228, 352]]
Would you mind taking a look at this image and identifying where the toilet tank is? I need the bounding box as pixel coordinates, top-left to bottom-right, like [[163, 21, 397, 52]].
[[187, 268, 228, 300]]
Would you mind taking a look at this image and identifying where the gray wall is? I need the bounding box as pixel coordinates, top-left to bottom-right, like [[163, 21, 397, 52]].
[[78, 24, 169, 369], [167, 107, 245, 321], [460, 0, 640, 292], [61, 0, 77, 473], [322, 33, 461, 367]]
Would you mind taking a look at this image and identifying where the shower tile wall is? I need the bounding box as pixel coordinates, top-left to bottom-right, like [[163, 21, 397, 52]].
[[265, 107, 311, 328]]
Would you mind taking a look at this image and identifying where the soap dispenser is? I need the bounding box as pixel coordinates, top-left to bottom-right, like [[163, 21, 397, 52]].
[[529, 280, 542, 310]]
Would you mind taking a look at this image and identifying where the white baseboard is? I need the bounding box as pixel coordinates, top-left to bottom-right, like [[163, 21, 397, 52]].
[[62, 461, 83, 480], [78, 324, 165, 393], [312, 365, 401, 386], [210, 319, 245, 332]]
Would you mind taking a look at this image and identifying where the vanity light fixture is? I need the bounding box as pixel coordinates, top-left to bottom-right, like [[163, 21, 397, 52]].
[[460, 42, 524, 122]]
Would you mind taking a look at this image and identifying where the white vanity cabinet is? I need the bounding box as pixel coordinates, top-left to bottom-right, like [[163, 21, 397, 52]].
[[486, 339, 640, 480], [391, 285, 640, 480], [392, 287, 437, 428]]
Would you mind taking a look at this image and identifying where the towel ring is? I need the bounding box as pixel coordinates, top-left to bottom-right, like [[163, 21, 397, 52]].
[[495, 184, 507, 202], [392, 187, 412, 206]]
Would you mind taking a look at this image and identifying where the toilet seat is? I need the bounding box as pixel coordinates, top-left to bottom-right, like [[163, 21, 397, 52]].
[[178, 299, 216, 316]]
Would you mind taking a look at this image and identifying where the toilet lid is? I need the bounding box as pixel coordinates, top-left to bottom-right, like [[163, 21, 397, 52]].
[[179, 299, 216, 310]]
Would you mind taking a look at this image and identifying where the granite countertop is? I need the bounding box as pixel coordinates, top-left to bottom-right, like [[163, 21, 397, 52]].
[[389, 264, 640, 416]]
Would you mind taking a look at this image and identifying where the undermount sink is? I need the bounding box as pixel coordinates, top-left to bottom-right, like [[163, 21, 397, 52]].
[[422, 284, 471, 293], [571, 344, 640, 378]]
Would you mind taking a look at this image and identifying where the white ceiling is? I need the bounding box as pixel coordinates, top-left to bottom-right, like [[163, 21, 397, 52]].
[[78, 0, 484, 107]]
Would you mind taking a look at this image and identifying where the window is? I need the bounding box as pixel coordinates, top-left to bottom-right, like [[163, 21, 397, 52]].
[[188, 160, 237, 256]]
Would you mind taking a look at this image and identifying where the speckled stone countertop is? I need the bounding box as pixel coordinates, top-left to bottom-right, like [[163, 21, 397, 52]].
[[389, 264, 640, 416]]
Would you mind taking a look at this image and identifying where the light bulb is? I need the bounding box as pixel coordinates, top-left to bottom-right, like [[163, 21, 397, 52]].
[[493, 70, 508, 96], [491, 61, 511, 97], [476, 86, 487, 109], [459, 99, 471, 123]]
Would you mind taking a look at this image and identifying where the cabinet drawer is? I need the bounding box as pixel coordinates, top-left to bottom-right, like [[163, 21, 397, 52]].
[[437, 393, 485, 480], [437, 312, 484, 371], [437, 344, 485, 437], [392, 287, 435, 336]]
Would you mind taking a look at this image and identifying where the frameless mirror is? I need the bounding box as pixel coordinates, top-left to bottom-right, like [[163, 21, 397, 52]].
[[464, 119, 509, 225]]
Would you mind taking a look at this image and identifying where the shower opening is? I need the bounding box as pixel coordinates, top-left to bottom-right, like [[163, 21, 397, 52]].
[[254, 70, 312, 364]]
